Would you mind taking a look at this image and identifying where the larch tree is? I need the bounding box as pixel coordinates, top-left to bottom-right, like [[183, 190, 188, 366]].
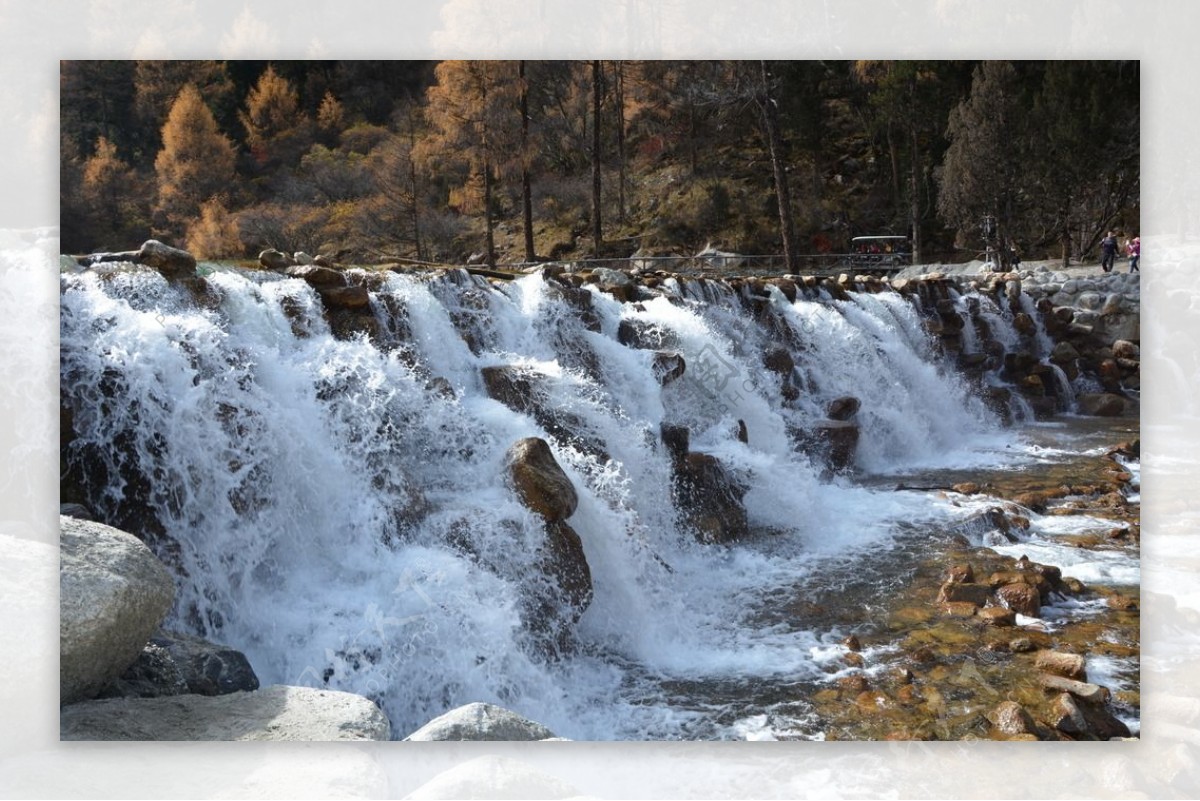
[[239, 65, 311, 173], [81, 136, 147, 249], [154, 84, 237, 241], [419, 60, 521, 266]]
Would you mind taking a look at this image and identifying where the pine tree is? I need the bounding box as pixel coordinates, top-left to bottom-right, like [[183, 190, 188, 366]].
[[240, 65, 311, 172], [154, 84, 237, 241]]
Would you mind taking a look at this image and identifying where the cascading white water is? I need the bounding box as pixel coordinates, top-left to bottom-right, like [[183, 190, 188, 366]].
[[61, 263, 1054, 740]]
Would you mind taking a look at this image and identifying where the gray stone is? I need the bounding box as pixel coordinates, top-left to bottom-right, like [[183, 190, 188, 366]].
[[1077, 292, 1103, 311], [60, 685, 390, 741], [403, 702, 558, 741], [60, 516, 176, 705], [153, 630, 260, 696]]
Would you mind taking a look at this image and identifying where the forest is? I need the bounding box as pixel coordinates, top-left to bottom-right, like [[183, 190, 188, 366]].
[[60, 60, 1140, 268]]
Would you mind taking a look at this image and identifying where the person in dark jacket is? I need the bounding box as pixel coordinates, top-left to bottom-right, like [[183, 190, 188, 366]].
[[1100, 231, 1119, 273]]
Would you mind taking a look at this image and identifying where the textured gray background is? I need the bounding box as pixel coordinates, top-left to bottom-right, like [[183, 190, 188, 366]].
[[2, 1, 1194, 797]]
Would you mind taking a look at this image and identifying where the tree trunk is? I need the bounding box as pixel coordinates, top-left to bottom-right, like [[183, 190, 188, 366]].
[[759, 61, 797, 272], [591, 60, 603, 258], [614, 62, 627, 223], [483, 157, 495, 267], [909, 123, 921, 265], [519, 61, 536, 262], [409, 125, 424, 261]]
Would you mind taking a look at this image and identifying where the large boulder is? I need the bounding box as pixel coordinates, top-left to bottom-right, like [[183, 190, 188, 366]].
[[137, 240, 196, 280], [826, 396, 861, 421], [675, 452, 749, 543], [403, 702, 558, 741], [259, 249, 291, 271], [60, 685, 390, 741], [505, 437, 578, 522], [60, 516, 176, 705]]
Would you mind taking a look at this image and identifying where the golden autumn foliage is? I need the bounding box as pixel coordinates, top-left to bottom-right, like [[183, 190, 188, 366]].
[[154, 84, 236, 237]]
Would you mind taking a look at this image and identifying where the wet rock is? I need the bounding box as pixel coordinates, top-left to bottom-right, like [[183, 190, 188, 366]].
[[60, 516, 176, 706], [940, 601, 978, 617], [936, 582, 992, 606], [842, 634, 862, 652], [946, 563, 975, 584], [977, 606, 1016, 626], [1010, 637, 1036, 653], [660, 424, 690, 468], [505, 437, 578, 522], [538, 520, 593, 628], [676, 452, 749, 544], [762, 347, 795, 376], [796, 420, 859, 473], [949, 507, 1013, 541], [1035, 650, 1087, 682], [988, 700, 1037, 737], [651, 351, 686, 386], [98, 642, 188, 699], [996, 582, 1041, 617], [952, 482, 981, 495], [1050, 692, 1090, 736], [617, 318, 677, 350], [826, 396, 861, 421], [61, 685, 390, 741], [317, 285, 371, 311], [404, 702, 558, 741], [1012, 312, 1037, 336], [1076, 393, 1128, 417]]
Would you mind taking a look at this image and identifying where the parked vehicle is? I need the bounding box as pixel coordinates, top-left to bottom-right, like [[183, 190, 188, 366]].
[[847, 236, 912, 272]]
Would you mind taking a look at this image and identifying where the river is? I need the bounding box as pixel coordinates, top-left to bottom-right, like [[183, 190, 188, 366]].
[[58, 260, 1139, 740]]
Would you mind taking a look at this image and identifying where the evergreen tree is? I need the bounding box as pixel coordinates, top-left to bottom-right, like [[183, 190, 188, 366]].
[[154, 84, 237, 241]]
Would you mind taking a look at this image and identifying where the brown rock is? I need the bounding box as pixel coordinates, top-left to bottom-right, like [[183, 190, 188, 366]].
[[505, 437, 578, 522], [762, 347, 795, 376], [940, 601, 978, 617], [946, 563, 975, 584], [977, 606, 1016, 626], [996, 582, 1041, 617], [540, 520, 593, 625], [1038, 673, 1110, 705], [937, 581, 992, 606], [837, 675, 869, 694], [952, 482, 981, 495], [855, 690, 894, 714], [318, 285, 371, 310], [138, 240, 196, 279], [1051, 692, 1089, 735], [1076, 392, 1127, 417], [988, 701, 1036, 737], [1036, 650, 1088, 681], [287, 264, 345, 287], [676, 452, 749, 544], [842, 634, 862, 652]]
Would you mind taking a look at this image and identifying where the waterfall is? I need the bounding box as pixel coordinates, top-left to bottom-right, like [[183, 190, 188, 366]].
[[61, 263, 1022, 740]]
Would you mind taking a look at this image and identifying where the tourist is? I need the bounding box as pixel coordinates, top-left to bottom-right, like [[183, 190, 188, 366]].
[[1100, 231, 1119, 273], [1128, 235, 1140, 273]]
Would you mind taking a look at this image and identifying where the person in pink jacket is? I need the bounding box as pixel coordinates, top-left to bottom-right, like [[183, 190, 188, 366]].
[[1127, 235, 1140, 273]]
